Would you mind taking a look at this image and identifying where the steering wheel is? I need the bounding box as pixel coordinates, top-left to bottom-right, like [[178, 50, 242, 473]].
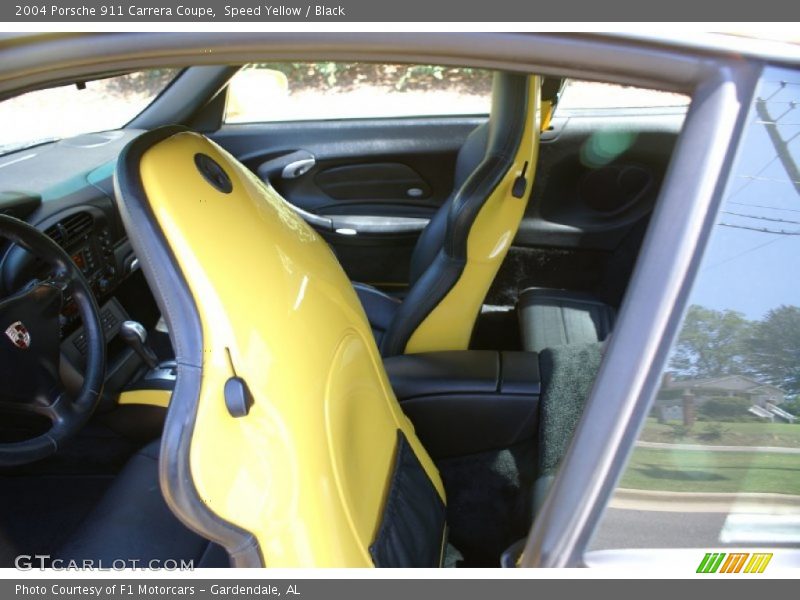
[[0, 214, 105, 466]]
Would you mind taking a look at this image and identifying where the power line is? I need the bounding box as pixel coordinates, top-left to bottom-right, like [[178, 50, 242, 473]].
[[737, 174, 800, 185], [728, 200, 800, 214], [721, 210, 800, 226], [703, 236, 784, 272], [719, 222, 800, 235]]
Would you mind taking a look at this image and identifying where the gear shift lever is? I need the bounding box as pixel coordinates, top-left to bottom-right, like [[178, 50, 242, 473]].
[[119, 320, 159, 370]]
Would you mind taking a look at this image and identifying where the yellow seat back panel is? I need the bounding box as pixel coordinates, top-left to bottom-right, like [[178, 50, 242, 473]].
[[137, 132, 444, 567], [405, 76, 541, 354]]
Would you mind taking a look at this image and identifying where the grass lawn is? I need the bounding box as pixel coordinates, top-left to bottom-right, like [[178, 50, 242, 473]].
[[640, 418, 800, 448], [620, 447, 800, 495]]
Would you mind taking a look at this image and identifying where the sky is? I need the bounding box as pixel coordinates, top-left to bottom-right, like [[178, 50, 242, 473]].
[[688, 66, 800, 322]]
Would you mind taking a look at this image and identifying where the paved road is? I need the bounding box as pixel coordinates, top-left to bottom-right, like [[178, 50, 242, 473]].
[[591, 508, 729, 549]]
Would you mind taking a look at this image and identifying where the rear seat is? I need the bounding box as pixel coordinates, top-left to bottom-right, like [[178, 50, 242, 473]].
[[516, 288, 616, 352]]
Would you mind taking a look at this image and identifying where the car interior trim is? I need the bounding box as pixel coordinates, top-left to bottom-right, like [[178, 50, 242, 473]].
[[117, 388, 172, 408]]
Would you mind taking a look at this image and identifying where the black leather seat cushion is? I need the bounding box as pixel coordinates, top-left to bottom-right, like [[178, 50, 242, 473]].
[[517, 288, 615, 353], [55, 440, 229, 568]]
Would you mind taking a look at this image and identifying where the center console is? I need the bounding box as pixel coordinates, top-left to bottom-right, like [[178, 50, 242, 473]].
[[384, 350, 541, 459]]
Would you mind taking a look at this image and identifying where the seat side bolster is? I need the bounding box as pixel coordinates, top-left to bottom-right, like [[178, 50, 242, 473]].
[[353, 283, 401, 345], [380, 251, 464, 357]]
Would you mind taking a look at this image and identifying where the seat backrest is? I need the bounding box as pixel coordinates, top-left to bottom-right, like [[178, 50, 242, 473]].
[[115, 127, 447, 567], [406, 121, 490, 287], [381, 73, 541, 356]]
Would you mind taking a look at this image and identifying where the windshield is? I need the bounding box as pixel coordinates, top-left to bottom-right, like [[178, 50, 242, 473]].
[[0, 69, 180, 155]]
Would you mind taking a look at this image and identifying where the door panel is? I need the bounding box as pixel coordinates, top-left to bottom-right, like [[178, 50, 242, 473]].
[[488, 107, 686, 308], [213, 116, 483, 210], [212, 116, 484, 284], [277, 157, 441, 219], [314, 162, 431, 201], [520, 108, 685, 250]]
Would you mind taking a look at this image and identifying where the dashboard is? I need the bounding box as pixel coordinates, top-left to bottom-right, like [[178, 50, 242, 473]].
[[0, 129, 154, 373]]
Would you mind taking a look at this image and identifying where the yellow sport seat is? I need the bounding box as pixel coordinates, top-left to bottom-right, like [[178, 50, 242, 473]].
[[357, 73, 541, 356], [113, 126, 447, 567]]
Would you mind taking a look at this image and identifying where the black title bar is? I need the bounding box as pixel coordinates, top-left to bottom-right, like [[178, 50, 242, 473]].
[[1, 0, 794, 22]]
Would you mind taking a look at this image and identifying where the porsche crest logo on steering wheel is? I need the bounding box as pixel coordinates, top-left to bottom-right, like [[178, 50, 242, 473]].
[[4, 321, 31, 350]]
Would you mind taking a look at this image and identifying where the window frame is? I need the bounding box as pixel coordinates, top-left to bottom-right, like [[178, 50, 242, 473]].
[[521, 61, 765, 566]]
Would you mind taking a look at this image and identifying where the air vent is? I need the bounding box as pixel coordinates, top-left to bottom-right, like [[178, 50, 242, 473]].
[[45, 212, 94, 248]]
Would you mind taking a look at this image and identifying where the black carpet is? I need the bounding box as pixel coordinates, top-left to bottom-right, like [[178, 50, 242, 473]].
[[436, 441, 536, 567]]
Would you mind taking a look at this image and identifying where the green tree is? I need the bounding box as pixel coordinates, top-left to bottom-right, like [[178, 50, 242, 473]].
[[747, 305, 800, 395], [669, 305, 753, 379], [781, 396, 800, 416]]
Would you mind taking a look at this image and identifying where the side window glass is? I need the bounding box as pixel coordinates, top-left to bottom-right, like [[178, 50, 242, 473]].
[[224, 63, 492, 123], [591, 65, 800, 555], [558, 79, 690, 110]]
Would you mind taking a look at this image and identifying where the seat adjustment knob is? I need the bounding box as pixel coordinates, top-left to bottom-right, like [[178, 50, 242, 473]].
[[512, 161, 530, 199], [224, 376, 253, 418]]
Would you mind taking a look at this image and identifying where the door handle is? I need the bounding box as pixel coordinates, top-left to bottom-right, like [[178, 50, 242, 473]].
[[281, 156, 316, 179], [257, 150, 316, 183]]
